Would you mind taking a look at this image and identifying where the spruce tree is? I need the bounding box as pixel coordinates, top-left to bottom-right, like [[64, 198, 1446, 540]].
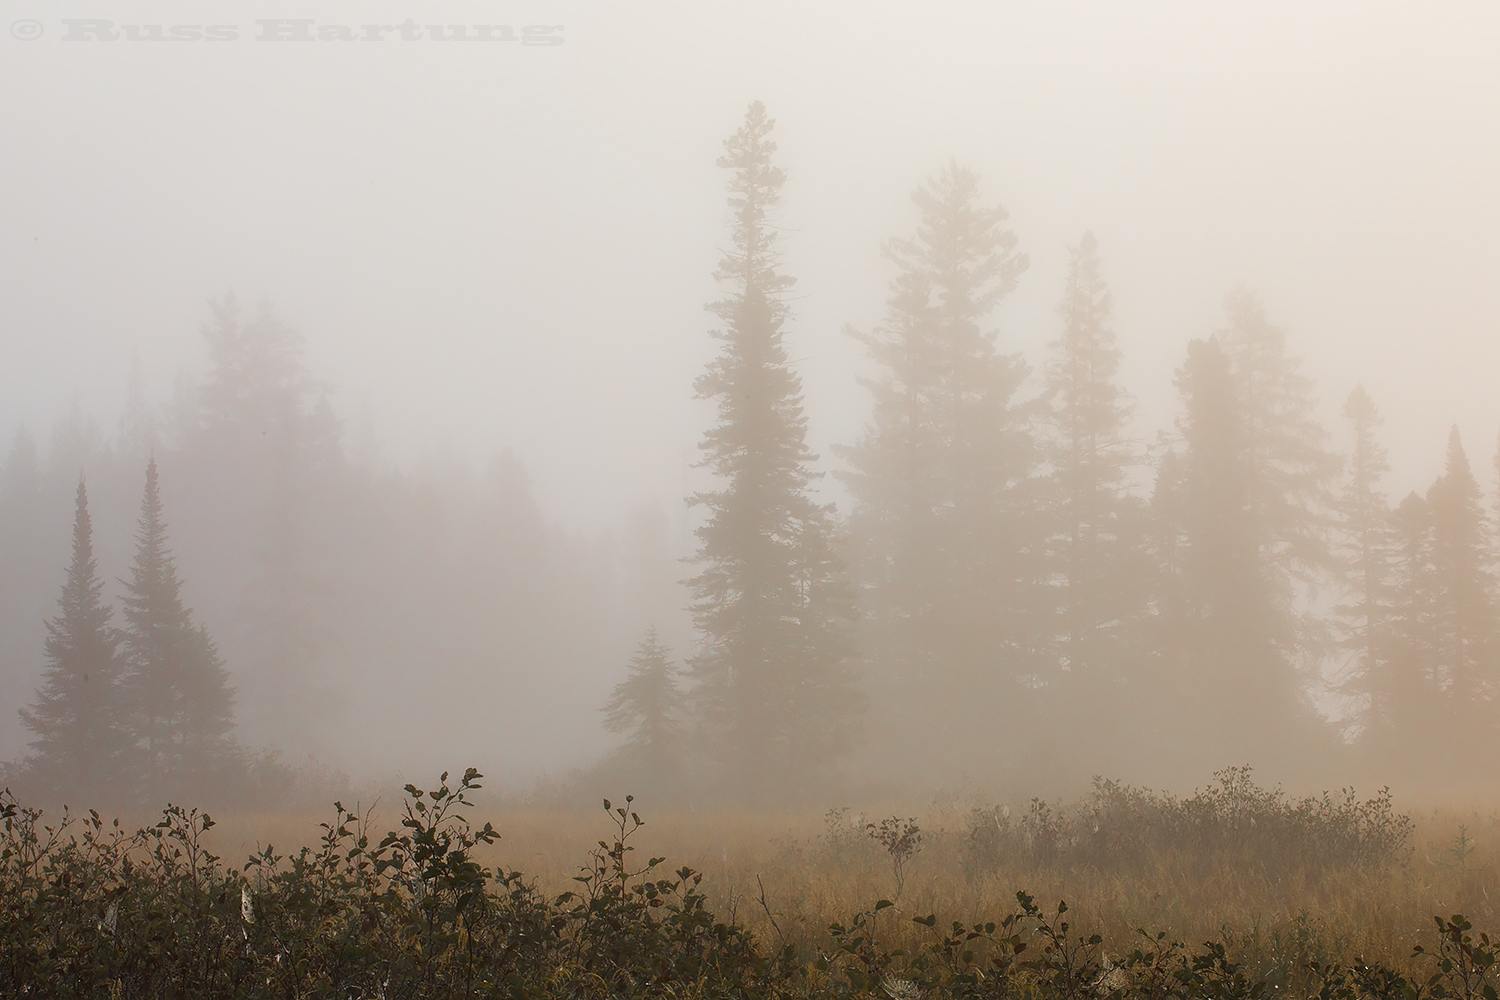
[[1424, 427, 1497, 750], [19, 478, 131, 799], [192, 296, 339, 756], [1375, 492, 1443, 764], [1217, 289, 1340, 604], [1041, 233, 1144, 676], [836, 160, 1035, 772], [1160, 293, 1341, 776], [602, 629, 684, 780], [1158, 335, 1330, 774], [121, 458, 236, 790], [1331, 385, 1395, 742], [1038, 232, 1151, 776], [686, 102, 857, 789]]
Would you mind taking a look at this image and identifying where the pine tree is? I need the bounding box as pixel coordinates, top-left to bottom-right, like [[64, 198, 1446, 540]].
[[1375, 492, 1442, 761], [190, 296, 340, 756], [836, 160, 1035, 771], [121, 458, 236, 790], [1037, 232, 1152, 776], [1158, 293, 1340, 776], [1331, 385, 1394, 741], [602, 629, 684, 779], [1424, 427, 1497, 749], [1217, 289, 1340, 608], [18, 478, 131, 799], [1158, 335, 1330, 773], [1041, 232, 1144, 677], [686, 102, 857, 788]]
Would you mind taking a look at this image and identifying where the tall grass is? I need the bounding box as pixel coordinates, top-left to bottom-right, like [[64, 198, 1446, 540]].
[[5, 765, 1500, 997]]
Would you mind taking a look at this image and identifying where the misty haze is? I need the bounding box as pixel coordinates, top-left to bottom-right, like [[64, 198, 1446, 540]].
[[3, 4, 1500, 997]]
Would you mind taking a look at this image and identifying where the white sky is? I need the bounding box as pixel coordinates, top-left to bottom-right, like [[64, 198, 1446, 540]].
[[3, 1, 1499, 529]]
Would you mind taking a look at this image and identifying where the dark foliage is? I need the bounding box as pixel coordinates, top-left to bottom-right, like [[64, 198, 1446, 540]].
[[1, 765, 1488, 1000]]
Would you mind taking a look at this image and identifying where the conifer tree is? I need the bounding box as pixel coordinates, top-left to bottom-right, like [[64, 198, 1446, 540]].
[[19, 478, 131, 798], [1157, 294, 1341, 775], [189, 296, 345, 757], [837, 160, 1035, 770], [1217, 289, 1340, 607], [686, 102, 857, 788], [1331, 385, 1394, 741], [1036, 232, 1152, 775], [1375, 492, 1443, 760], [602, 629, 684, 779], [1041, 232, 1144, 679], [121, 458, 236, 789], [1424, 427, 1497, 749], [1157, 335, 1330, 773]]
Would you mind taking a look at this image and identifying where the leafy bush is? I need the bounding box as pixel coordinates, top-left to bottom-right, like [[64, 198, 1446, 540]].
[[0, 766, 1483, 1000], [961, 766, 1413, 880]]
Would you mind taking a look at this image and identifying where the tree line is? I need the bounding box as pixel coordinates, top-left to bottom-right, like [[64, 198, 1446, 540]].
[[600, 102, 1500, 798], [1, 301, 644, 804], [19, 461, 235, 801], [6, 100, 1497, 803]]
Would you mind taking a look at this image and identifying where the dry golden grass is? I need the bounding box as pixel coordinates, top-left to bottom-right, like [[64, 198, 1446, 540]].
[[193, 788, 1500, 977]]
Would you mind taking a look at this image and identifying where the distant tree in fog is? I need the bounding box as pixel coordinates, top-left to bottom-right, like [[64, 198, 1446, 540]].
[[601, 628, 684, 778], [18, 479, 132, 798], [836, 159, 1035, 772], [1034, 232, 1155, 773], [188, 296, 342, 753], [686, 101, 858, 787], [120, 458, 236, 789], [1422, 428, 1498, 749], [1331, 385, 1395, 741], [1154, 317, 1337, 772], [1217, 289, 1340, 597], [1370, 492, 1443, 758], [1362, 432, 1500, 766]]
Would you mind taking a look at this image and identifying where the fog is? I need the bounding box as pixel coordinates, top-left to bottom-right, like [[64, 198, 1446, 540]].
[[3, 2, 1499, 803]]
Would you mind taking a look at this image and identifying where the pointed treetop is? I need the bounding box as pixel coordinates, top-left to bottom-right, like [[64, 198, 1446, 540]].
[[1445, 424, 1469, 476], [66, 475, 99, 600]]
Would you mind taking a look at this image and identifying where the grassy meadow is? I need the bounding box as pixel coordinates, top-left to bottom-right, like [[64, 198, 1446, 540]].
[[12, 765, 1491, 997]]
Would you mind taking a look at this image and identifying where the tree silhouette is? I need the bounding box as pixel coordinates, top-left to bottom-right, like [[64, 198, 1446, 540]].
[[18, 478, 131, 799], [1424, 427, 1497, 751], [837, 160, 1035, 773], [1331, 385, 1395, 742], [1037, 232, 1152, 776], [1156, 334, 1331, 774], [121, 458, 236, 791], [601, 628, 684, 781], [1043, 237, 1148, 649], [686, 101, 857, 789], [1373, 491, 1444, 766]]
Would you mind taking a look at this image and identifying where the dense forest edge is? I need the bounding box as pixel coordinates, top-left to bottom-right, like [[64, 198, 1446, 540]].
[[7, 98, 1500, 812]]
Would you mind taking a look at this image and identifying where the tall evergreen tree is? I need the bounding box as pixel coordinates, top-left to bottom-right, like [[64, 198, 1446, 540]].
[[1329, 385, 1402, 750], [1218, 289, 1340, 613], [1424, 427, 1497, 749], [1037, 232, 1151, 776], [686, 102, 857, 789], [1158, 292, 1340, 777], [836, 160, 1035, 774], [1041, 233, 1144, 676], [602, 629, 685, 781], [189, 296, 341, 756], [18, 478, 131, 798], [1155, 334, 1331, 775], [121, 458, 236, 790], [1372, 492, 1443, 764]]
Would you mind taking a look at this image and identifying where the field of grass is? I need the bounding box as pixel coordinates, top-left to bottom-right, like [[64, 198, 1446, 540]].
[[466, 774, 1500, 982], [7, 766, 1500, 997]]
